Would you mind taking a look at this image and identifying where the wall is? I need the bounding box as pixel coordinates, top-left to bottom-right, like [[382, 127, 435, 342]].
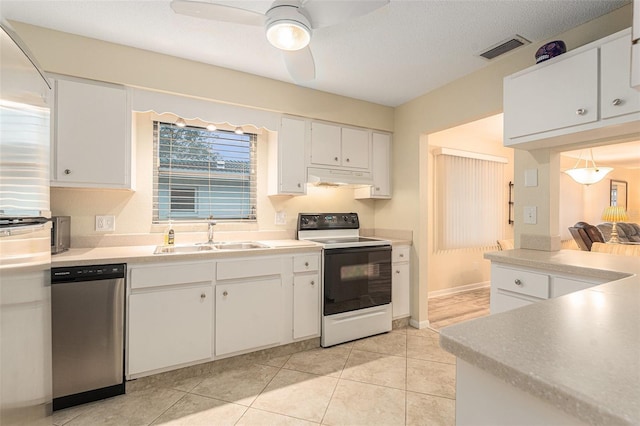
[[8, 22, 390, 242], [50, 112, 375, 241], [425, 114, 514, 295], [379, 5, 632, 326], [559, 154, 640, 239]]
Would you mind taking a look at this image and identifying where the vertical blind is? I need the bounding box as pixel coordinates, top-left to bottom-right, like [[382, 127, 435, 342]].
[[435, 148, 506, 250], [152, 122, 257, 223]]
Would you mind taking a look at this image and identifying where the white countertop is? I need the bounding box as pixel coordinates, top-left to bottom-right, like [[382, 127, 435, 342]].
[[51, 239, 322, 267], [440, 249, 640, 426]]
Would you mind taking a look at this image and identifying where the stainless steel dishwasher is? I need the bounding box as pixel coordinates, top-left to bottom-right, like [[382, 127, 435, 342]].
[[51, 264, 126, 410]]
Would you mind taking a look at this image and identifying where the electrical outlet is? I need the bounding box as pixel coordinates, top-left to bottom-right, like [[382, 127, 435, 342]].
[[275, 211, 287, 225], [96, 215, 115, 232], [523, 206, 537, 224]]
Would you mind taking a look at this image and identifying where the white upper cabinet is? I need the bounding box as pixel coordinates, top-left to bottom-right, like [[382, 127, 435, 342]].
[[268, 116, 307, 195], [355, 132, 392, 199], [503, 29, 640, 149], [601, 34, 640, 119], [310, 121, 370, 170], [504, 49, 599, 140], [51, 75, 132, 189]]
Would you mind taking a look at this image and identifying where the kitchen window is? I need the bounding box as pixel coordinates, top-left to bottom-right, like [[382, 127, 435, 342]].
[[153, 122, 257, 222]]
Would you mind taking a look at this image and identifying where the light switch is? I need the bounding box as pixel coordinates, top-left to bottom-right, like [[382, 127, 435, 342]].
[[523, 206, 537, 224], [524, 169, 538, 187]]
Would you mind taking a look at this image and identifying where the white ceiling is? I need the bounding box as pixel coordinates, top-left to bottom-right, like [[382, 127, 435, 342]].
[[0, 0, 630, 107]]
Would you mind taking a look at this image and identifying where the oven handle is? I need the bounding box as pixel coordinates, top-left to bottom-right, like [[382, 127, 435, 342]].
[[323, 245, 391, 255]]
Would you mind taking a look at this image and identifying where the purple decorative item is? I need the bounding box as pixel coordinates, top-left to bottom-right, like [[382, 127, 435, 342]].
[[535, 40, 567, 64]]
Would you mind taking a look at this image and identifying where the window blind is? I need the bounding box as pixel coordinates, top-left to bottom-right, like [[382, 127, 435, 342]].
[[152, 122, 257, 223], [435, 149, 506, 250]]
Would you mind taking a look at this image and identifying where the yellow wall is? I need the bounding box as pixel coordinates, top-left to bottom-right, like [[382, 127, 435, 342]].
[[380, 5, 632, 326]]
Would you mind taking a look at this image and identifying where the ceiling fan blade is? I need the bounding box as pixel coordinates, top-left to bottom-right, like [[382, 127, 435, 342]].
[[170, 0, 265, 26], [283, 46, 315, 82], [301, 0, 389, 29]]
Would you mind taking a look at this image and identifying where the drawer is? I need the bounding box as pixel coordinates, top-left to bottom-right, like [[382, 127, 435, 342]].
[[392, 245, 410, 263], [130, 262, 214, 289], [217, 257, 282, 281], [491, 265, 549, 299], [293, 254, 319, 273]]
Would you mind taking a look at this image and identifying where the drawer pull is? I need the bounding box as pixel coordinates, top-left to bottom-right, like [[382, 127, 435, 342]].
[[223, 290, 228, 296], [395, 270, 400, 274], [200, 293, 206, 299], [399, 254, 404, 258], [305, 262, 309, 267], [310, 280, 315, 286], [64, 169, 72, 175], [612, 98, 622, 106], [514, 279, 523, 286], [576, 108, 587, 116]]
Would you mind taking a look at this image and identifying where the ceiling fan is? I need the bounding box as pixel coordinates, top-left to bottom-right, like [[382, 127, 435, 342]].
[[170, 0, 389, 82]]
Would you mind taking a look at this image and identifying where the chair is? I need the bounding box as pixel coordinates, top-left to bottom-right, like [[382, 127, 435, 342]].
[[568, 222, 605, 251]]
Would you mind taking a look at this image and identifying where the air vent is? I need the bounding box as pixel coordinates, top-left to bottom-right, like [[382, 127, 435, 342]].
[[479, 35, 530, 60]]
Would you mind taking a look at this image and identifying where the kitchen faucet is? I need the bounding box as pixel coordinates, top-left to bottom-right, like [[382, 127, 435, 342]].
[[207, 218, 217, 244]]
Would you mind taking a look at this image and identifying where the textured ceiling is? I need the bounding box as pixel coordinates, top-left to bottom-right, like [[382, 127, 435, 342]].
[[0, 0, 630, 107]]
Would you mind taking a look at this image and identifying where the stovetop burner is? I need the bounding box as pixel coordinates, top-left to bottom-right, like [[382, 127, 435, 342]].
[[297, 213, 390, 249]]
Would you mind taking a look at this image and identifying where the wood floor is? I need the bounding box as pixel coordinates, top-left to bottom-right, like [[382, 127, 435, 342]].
[[428, 287, 490, 330]]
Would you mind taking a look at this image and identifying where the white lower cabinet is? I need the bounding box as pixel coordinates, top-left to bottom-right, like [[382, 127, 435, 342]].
[[490, 263, 607, 314], [215, 278, 282, 356], [127, 250, 323, 377], [127, 261, 214, 378], [292, 254, 320, 339], [214, 256, 284, 357], [391, 245, 410, 319]]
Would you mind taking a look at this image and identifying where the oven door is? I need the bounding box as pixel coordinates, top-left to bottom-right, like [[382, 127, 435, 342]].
[[323, 245, 391, 316]]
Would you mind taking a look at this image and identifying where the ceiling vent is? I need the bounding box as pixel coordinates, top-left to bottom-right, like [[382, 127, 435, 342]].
[[478, 35, 530, 60]]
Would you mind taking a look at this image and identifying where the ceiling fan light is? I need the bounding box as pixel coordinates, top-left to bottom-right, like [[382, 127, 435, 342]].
[[266, 19, 310, 51]]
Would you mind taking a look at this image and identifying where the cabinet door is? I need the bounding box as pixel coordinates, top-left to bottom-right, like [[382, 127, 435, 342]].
[[278, 117, 306, 194], [504, 49, 599, 140], [341, 127, 369, 169], [215, 278, 282, 356], [128, 285, 212, 376], [601, 34, 640, 119], [53, 78, 130, 188], [293, 274, 320, 339], [371, 132, 391, 197], [391, 262, 410, 318], [310, 122, 341, 166]]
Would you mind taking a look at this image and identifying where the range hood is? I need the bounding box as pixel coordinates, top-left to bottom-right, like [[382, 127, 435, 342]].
[[307, 167, 373, 187]]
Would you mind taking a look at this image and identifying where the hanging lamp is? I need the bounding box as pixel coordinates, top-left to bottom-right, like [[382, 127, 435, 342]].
[[563, 149, 613, 185]]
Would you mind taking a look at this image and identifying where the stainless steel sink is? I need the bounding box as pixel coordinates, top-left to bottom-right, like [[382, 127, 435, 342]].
[[153, 241, 270, 254], [153, 244, 215, 254], [212, 242, 270, 250]]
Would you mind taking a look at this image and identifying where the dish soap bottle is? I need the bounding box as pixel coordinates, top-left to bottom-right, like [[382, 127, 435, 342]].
[[165, 221, 175, 246]]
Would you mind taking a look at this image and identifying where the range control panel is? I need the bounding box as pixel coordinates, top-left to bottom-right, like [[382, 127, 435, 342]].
[[297, 213, 360, 231]]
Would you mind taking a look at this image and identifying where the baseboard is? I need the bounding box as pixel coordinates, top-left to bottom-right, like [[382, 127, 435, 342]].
[[409, 318, 430, 329], [428, 281, 490, 299]]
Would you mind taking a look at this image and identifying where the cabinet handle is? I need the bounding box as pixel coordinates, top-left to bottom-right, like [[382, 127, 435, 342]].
[[395, 270, 400, 274], [304, 262, 309, 267], [345, 158, 350, 162], [297, 183, 301, 188], [64, 169, 71, 175], [223, 290, 228, 296], [612, 98, 622, 106], [399, 254, 404, 258], [200, 293, 206, 299], [310, 280, 315, 286], [375, 187, 381, 191], [514, 279, 523, 286], [576, 108, 587, 116], [334, 156, 339, 162]]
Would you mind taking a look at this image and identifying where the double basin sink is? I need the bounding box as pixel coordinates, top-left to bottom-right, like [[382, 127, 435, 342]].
[[154, 241, 270, 255]]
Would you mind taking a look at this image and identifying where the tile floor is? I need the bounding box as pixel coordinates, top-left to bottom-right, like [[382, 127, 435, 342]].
[[52, 327, 456, 426]]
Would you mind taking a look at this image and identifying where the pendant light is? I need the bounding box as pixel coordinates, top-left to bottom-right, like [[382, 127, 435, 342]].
[[563, 149, 613, 185]]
